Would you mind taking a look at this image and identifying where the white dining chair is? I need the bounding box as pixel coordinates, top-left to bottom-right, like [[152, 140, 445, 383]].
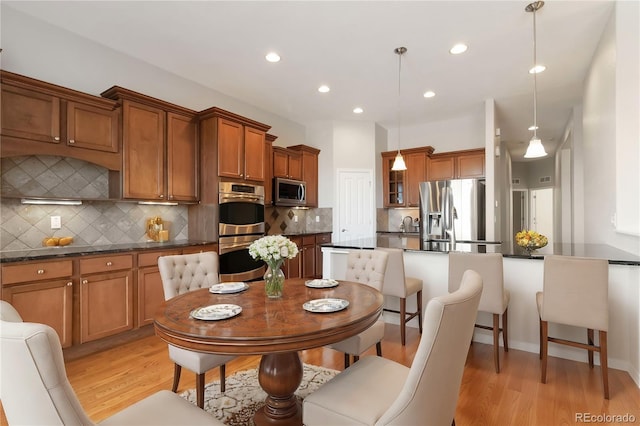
[[158, 251, 236, 408], [304, 270, 483, 426]]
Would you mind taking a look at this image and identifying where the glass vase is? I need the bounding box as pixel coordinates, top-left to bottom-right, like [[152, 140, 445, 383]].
[[264, 262, 285, 298]]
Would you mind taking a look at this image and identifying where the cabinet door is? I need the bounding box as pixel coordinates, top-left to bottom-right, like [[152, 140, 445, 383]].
[[273, 148, 289, 178], [427, 156, 455, 181], [137, 266, 165, 327], [2, 280, 73, 348], [406, 152, 426, 207], [80, 270, 134, 343], [382, 154, 405, 207], [301, 151, 319, 207], [314, 233, 331, 278], [288, 152, 303, 180], [1, 84, 61, 144], [217, 118, 244, 179], [244, 126, 266, 181], [167, 112, 198, 201], [457, 151, 485, 178], [66, 101, 119, 152], [122, 101, 165, 199]]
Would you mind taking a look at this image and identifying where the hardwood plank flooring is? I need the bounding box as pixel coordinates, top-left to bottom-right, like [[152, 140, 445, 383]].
[[1, 324, 639, 425]]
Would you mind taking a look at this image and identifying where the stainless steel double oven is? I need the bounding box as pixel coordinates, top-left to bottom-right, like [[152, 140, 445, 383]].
[[218, 182, 266, 282]]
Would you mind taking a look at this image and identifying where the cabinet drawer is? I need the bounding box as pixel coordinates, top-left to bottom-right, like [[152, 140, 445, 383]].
[[138, 250, 181, 268], [79, 254, 133, 274], [1, 260, 73, 285], [316, 233, 331, 244], [302, 235, 316, 246]]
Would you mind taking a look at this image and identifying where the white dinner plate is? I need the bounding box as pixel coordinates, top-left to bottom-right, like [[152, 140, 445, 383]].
[[209, 282, 249, 294], [305, 279, 339, 289], [190, 304, 242, 321], [303, 298, 349, 313]]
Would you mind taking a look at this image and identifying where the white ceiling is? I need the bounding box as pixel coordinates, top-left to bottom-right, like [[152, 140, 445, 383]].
[[5, 1, 615, 161]]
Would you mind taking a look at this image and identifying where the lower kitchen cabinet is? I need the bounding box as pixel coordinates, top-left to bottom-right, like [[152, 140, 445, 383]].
[[1, 259, 74, 347], [301, 235, 316, 278], [314, 233, 332, 278], [282, 234, 331, 279], [137, 249, 181, 327], [284, 236, 303, 279], [79, 254, 134, 343]]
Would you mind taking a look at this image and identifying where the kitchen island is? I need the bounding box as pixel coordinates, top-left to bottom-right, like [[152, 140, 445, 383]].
[[322, 238, 640, 387]]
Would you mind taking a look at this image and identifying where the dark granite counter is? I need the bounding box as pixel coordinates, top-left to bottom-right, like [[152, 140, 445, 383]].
[[323, 236, 640, 266], [0, 240, 216, 263]]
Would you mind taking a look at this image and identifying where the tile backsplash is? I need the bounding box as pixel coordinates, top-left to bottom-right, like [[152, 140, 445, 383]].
[[265, 207, 332, 235], [0, 198, 189, 251]]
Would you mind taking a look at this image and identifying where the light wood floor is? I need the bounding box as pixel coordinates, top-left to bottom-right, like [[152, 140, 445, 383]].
[[2, 324, 639, 425]]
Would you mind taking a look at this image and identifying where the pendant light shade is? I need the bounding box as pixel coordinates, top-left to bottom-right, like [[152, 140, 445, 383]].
[[524, 1, 547, 159], [391, 47, 407, 171]]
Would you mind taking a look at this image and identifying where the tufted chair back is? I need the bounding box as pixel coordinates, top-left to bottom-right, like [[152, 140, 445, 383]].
[[158, 251, 220, 299], [345, 249, 389, 291]]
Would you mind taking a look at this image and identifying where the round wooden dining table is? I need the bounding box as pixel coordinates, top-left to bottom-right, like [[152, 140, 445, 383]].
[[153, 278, 383, 426]]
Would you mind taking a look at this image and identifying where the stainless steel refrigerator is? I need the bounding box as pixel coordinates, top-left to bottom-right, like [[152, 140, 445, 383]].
[[419, 179, 486, 249]]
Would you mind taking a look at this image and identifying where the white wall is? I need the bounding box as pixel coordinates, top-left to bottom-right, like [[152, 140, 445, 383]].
[[1, 6, 306, 147], [582, 3, 640, 255]]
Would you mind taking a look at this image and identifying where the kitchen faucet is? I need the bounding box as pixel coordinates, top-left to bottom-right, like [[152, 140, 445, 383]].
[[400, 215, 414, 233]]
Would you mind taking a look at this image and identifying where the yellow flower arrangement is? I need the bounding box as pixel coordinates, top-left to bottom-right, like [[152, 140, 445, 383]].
[[515, 230, 548, 252]]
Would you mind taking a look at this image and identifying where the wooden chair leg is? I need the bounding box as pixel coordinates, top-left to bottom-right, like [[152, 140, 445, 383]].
[[538, 318, 543, 360], [196, 373, 205, 409], [344, 353, 350, 369], [400, 297, 407, 346], [540, 320, 548, 384], [492, 313, 500, 373], [417, 290, 423, 334], [587, 328, 595, 368], [376, 341, 382, 357], [600, 330, 609, 399], [502, 307, 509, 352], [171, 363, 181, 393], [219, 364, 226, 393]]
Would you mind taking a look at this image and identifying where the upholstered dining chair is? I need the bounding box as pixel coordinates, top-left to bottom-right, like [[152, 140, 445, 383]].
[[537, 255, 610, 399], [304, 270, 483, 426], [328, 249, 389, 368], [158, 251, 236, 408], [0, 301, 223, 425], [377, 247, 423, 346], [448, 251, 509, 373]]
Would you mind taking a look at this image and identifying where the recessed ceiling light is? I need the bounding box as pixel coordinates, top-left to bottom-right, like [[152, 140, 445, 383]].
[[449, 43, 468, 55], [423, 90, 436, 98], [265, 52, 281, 63], [529, 64, 546, 74], [528, 125, 539, 131], [353, 107, 364, 114], [318, 85, 330, 93]]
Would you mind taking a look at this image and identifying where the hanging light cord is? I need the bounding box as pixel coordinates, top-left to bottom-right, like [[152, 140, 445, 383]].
[[532, 6, 538, 141], [397, 47, 405, 155]]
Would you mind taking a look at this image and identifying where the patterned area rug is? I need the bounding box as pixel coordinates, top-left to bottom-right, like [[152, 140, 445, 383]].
[[180, 364, 338, 425]]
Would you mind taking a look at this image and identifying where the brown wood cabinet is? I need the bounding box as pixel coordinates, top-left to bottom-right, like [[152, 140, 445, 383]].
[[136, 249, 181, 327], [79, 254, 134, 343], [301, 235, 316, 278], [264, 134, 278, 205], [314, 233, 332, 278], [1, 70, 121, 171], [288, 145, 320, 207], [1, 260, 73, 347], [273, 147, 302, 180], [428, 148, 485, 180], [283, 236, 303, 279], [102, 86, 199, 202], [382, 147, 434, 208]]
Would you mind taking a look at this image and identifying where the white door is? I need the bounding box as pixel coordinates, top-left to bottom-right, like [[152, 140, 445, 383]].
[[530, 187, 554, 247], [335, 169, 374, 242]]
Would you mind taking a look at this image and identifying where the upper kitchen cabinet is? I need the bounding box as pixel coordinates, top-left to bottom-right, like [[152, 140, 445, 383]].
[[272, 146, 302, 180], [264, 134, 278, 206], [198, 107, 271, 187], [288, 145, 321, 207], [101, 86, 199, 202], [1, 70, 121, 171], [427, 148, 485, 181], [381, 146, 433, 207]]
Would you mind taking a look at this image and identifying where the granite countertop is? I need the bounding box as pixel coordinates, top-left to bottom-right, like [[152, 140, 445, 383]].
[[0, 240, 216, 263], [323, 236, 640, 266]]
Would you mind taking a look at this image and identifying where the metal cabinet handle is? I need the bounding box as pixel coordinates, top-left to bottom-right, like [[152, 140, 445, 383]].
[[82, 279, 88, 284], [66, 282, 73, 286], [53, 136, 60, 141], [68, 139, 75, 144], [37, 269, 45, 274], [159, 194, 164, 199], [106, 261, 113, 267]]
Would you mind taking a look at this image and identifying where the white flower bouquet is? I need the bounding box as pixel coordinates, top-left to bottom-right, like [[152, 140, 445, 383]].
[[248, 235, 299, 269]]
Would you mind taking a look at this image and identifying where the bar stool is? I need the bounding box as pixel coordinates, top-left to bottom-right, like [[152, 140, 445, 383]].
[[448, 252, 509, 373], [378, 248, 423, 346], [537, 255, 610, 399]]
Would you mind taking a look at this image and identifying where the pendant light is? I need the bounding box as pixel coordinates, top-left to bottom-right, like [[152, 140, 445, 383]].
[[524, 1, 547, 159], [391, 47, 408, 171]]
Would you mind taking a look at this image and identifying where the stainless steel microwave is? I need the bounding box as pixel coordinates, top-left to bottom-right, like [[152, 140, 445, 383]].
[[274, 177, 306, 206]]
